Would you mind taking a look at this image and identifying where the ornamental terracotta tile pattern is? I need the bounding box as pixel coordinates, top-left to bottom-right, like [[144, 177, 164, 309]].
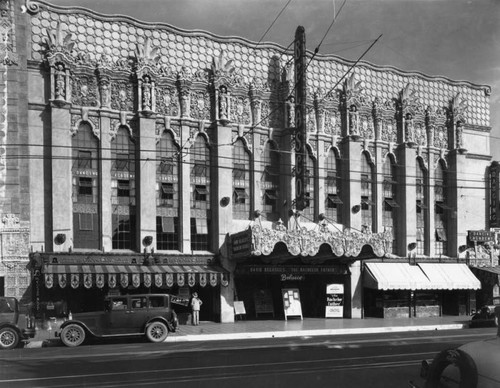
[[29, 4, 489, 127]]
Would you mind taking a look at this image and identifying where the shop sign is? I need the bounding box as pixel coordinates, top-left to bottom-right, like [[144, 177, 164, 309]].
[[490, 162, 499, 227], [230, 229, 252, 259], [282, 288, 303, 320], [280, 274, 305, 281], [325, 283, 344, 318], [468, 230, 496, 242], [237, 265, 348, 275]]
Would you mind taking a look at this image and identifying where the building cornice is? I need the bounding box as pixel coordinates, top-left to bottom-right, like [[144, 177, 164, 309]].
[[26, 1, 491, 94]]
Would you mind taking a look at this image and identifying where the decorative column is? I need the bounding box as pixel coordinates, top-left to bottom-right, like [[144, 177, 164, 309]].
[[134, 39, 161, 252], [447, 92, 469, 255], [44, 24, 75, 252], [396, 84, 423, 255], [210, 51, 237, 322]]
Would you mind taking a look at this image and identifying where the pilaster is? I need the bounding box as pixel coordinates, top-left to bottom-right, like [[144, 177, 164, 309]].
[[50, 105, 72, 252], [344, 139, 362, 231], [100, 114, 112, 252], [214, 124, 233, 247], [137, 115, 157, 252], [180, 124, 191, 253], [400, 145, 417, 256]]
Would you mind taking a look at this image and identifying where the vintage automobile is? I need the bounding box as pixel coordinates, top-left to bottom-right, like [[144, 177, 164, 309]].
[[0, 297, 36, 350], [469, 305, 498, 328], [410, 306, 500, 388], [57, 294, 179, 347]]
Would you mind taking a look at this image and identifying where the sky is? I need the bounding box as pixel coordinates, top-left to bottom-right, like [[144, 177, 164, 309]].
[[49, 0, 500, 158]]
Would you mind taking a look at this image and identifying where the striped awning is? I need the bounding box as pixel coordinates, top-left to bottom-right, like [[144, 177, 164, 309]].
[[43, 264, 229, 289], [364, 262, 432, 290], [364, 262, 481, 290], [418, 263, 481, 290]]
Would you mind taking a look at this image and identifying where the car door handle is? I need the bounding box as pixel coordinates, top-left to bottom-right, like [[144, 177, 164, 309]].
[[125, 311, 135, 314]]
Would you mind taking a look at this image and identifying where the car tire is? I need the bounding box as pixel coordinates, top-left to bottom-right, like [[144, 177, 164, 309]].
[[0, 327, 20, 350], [425, 348, 478, 388], [60, 324, 86, 347], [146, 321, 168, 343]]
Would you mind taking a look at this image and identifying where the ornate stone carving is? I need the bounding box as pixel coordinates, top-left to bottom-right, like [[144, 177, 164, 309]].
[[359, 114, 374, 139], [381, 118, 397, 143], [306, 106, 316, 133], [348, 105, 359, 137], [156, 86, 179, 117], [176, 66, 192, 117], [249, 78, 264, 126], [21, 0, 40, 14], [218, 85, 230, 125], [141, 74, 153, 112], [72, 75, 98, 107], [414, 122, 426, 147], [260, 101, 270, 127], [231, 96, 251, 125], [397, 83, 420, 145], [1, 213, 19, 229], [448, 92, 468, 151], [434, 125, 448, 149], [111, 81, 134, 112], [190, 91, 210, 121], [285, 96, 295, 128]]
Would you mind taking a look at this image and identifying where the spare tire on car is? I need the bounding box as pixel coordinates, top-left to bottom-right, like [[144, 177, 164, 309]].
[[425, 348, 478, 388]]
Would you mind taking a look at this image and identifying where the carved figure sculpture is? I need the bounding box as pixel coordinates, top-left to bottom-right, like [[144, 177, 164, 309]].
[[219, 85, 229, 122], [348, 105, 359, 136], [142, 75, 152, 111], [55, 63, 66, 100]]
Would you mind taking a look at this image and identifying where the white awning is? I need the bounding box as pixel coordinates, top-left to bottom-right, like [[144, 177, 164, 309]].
[[364, 262, 432, 290], [418, 263, 481, 290]]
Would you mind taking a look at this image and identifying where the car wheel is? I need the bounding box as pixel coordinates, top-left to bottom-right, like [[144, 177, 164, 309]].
[[60, 324, 86, 347], [0, 327, 19, 350], [425, 348, 478, 388], [146, 321, 168, 343]]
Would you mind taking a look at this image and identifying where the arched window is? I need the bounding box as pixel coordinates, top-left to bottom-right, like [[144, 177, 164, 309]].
[[434, 161, 448, 256], [190, 135, 211, 251], [111, 126, 136, 250], [232, 139, 251, 220], [72, 122, 99, 249], [360, 152, 374, 232], [302, 149, 315, 221], [325, 149, 342, 224], [382, 155, 398, 253], [156, 131, 180, 250], [416, 158, 427, 255], [261, 141, 280, 222]]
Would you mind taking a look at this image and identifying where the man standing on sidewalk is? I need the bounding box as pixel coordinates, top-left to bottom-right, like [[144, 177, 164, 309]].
[[190, 292, 202, 326]]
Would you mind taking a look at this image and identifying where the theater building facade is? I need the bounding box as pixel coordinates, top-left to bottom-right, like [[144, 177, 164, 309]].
[[0, 0, 494, 322]]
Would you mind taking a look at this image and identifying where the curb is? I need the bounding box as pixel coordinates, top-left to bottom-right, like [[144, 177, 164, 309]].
[[24, 323, 468, 348], [165, 323, 468, 342]]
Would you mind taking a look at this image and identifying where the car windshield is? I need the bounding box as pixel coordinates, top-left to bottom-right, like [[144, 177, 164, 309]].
[[0, 298, 14, 313]]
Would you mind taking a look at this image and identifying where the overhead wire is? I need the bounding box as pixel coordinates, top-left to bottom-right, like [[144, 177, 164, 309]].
[[228, 0, 348, 144], [5, 142, 491, 189]]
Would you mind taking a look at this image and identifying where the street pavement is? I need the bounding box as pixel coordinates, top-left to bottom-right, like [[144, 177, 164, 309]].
[[26, 315, 470, 348]]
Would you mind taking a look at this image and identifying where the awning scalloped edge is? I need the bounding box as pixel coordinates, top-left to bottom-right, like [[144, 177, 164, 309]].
[[249, 222, 391, 258]]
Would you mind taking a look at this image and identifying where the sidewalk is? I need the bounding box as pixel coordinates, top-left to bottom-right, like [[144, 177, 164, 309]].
[[25, 315, 470, 348]]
